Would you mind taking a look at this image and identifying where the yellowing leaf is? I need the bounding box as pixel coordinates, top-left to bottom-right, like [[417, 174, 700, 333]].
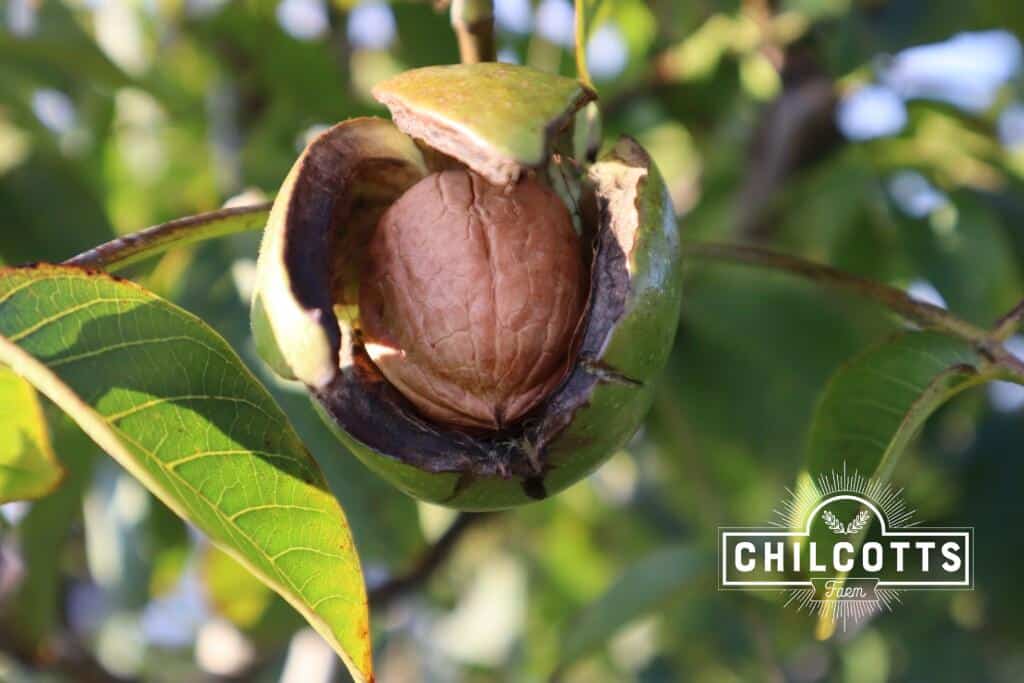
[[202, 544, 276, 629], [0, 364, 64, 503]]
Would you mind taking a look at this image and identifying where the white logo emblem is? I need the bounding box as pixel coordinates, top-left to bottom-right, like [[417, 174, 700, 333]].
[[718, 465, 973, 631]]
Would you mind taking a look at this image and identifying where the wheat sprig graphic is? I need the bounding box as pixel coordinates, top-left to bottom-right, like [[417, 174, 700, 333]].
[[821, 509, 846, 535], [845, 508, 871, 535], [821, 508, 872, 535]]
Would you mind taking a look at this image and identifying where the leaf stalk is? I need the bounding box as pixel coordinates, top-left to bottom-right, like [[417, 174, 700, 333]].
[[63, 203, 270, 272]]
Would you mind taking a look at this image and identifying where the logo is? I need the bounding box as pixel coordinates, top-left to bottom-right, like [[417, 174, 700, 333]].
[[718, 465, 973, 631]]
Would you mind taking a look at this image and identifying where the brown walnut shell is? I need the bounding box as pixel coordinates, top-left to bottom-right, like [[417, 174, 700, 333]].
[[359, 169, 586, 430]]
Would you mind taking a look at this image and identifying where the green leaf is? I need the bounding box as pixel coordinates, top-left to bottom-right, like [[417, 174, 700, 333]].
[[797, 331, 994, 637], [556, 545, 702, 673], [895, 194, 1024, 327], [803, 332, 989, 484], [649, 265, 891, 525], [0, 364, 64, 503], [170, 239, 423, 567], [0, 265, 372, 682]]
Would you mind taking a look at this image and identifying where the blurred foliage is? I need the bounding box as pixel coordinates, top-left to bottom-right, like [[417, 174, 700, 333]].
[[1, 0, 1023, 681]]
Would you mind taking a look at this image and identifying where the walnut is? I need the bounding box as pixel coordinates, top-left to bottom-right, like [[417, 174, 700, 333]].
[[359, 169, 586, 430]]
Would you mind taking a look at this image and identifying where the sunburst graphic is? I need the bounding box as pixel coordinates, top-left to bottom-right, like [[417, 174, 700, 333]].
[[770, 462, 919, 532], [771, 463, 918, 632], [783, 584, 904, 631]]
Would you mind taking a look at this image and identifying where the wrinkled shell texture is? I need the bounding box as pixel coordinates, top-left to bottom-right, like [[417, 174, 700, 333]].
[[359, 169, 585, 430]]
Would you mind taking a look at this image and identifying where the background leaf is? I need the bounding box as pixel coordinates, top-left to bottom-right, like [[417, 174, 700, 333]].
[[0, 265, 372, 682], [556, 545, 703, 674], [802, 332, 991, 485], [0, 364, 64, 503], [0, 2, 132, 92], [0, 152, 115, 265]]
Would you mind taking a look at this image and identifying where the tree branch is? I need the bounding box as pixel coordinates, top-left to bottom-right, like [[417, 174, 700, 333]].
[[685, 242, 990, 343], [687, 241, 1024, 383], [63, 203, 271, 273], [369, 512, 496, 609], [991, 298, 1024, 343]]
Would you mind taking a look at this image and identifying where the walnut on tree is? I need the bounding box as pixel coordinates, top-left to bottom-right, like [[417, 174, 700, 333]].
[[359, 169, 586, 431], [252, 63, 683, 509]]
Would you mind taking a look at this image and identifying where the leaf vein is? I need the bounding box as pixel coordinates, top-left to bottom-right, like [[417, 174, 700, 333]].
[[228, 503, 329, 521]]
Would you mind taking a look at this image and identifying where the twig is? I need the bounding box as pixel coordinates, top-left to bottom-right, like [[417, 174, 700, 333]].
[[685, 242, 990, 344], [369, 512, 496, 609], [63, 203, 271, 273], [991, 298, 1024, 343], [987, 344, 1024, 384], [573, 0, 593, 89], [450, 0, 495, 64]]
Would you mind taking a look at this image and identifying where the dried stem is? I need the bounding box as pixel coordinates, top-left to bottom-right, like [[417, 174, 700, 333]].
[[450, 0, 496, 64], [63, 203, 271, 272]]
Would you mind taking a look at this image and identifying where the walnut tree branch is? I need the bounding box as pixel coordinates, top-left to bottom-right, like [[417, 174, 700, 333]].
[[991, 299, 1024, 343], [369, 512, 496, 609], [686, 242, 1024, 385], [62, 209, 999, 353], [685, 242, 990, 343]]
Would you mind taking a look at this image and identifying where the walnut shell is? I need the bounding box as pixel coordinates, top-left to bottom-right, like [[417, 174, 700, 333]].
[[359, 169, 586, 430], [252, 74, 683, 509]]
